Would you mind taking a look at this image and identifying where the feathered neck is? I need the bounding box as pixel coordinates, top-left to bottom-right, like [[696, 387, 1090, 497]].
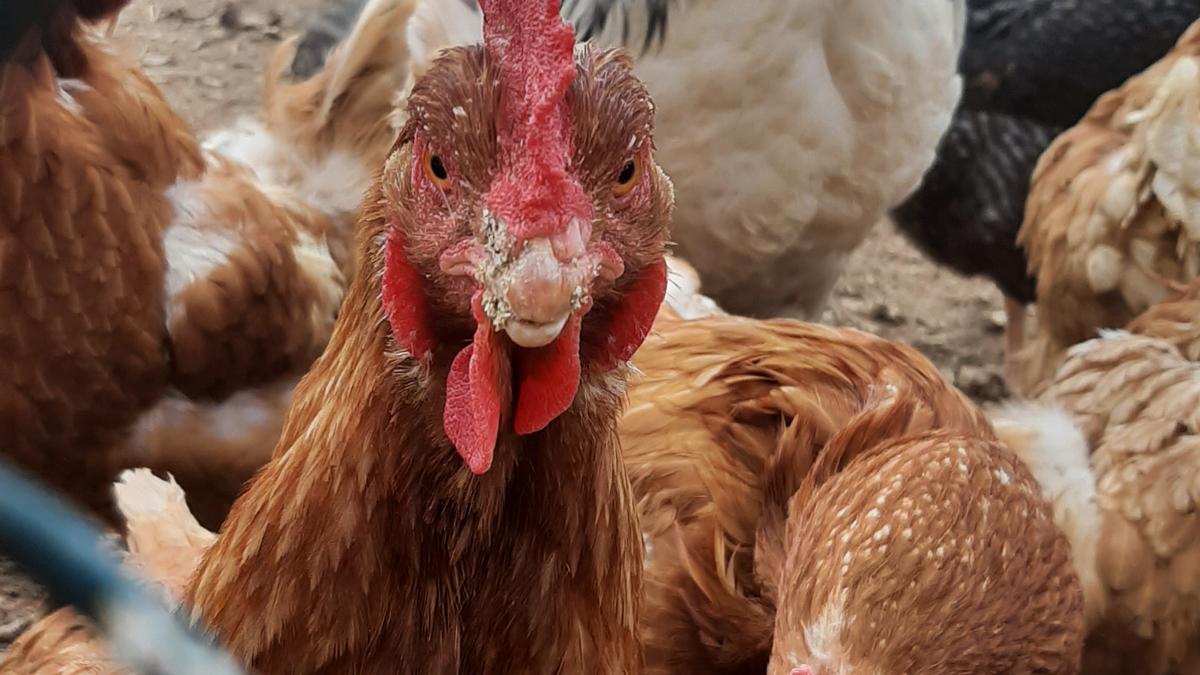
[[183, 209, 643, 672]]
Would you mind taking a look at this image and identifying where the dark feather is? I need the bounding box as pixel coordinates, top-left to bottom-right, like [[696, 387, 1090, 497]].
[[0, 1, 61, 62], [562, 0, 671, 52], [893, 109, 1060, 304], [0, 0, 127, 73], [961, 0, 1200, 127], [431, 0, 673, 51], [288, 0, 371, 80]]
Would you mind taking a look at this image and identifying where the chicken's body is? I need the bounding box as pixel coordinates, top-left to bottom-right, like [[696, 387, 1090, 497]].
[[770, 428, 1084, 674], [1016, 20, 1200, 394], [195, 264, 641, 672], [1, 22, 192, 514], [960, 0, 1200, 129], [626, 283, 1084, 672], [394, 0, 964, 318], [625, 295, 1016, 671], [995, 285, 1200, 672], [0, 0, 411, 524], [892, 109, 1059, 383]]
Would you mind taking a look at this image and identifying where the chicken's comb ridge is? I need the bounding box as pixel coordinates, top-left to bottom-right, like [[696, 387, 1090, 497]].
[[478, 0, 581, 240]]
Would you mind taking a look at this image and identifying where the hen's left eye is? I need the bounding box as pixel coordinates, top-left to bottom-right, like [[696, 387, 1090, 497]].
[[613, 156, 641, 196], [424, 151, 450, 189]]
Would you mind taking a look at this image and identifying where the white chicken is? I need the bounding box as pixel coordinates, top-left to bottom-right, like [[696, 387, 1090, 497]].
[[389, 0, 965, 318]]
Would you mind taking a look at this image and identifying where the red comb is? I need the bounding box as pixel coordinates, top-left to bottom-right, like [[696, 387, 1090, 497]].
[[478, 0, 588, 242]]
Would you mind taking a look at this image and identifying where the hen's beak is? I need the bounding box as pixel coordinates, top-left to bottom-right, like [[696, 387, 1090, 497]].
[[441, 214, 625, 346], [502, 234, 585, 348], [468, 216, 623, 348]]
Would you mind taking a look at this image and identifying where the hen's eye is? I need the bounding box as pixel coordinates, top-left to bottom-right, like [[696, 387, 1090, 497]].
[[613, 156, 641, 196], [424, 151, 450, 188]]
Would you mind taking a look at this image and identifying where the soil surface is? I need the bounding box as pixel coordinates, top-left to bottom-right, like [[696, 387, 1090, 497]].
[[0, 0, 1011, 657]]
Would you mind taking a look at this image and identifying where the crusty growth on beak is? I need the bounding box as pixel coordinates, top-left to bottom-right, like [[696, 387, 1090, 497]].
[[470, 0, 618, 348]]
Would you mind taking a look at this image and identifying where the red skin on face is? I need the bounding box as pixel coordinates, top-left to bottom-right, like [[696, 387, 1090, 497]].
[[382, 0, 668, 473]]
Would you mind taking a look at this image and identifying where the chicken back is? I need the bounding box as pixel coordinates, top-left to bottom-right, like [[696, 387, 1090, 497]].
[[1016, 19, 1200, 394], [771, 426, 1083, 674]]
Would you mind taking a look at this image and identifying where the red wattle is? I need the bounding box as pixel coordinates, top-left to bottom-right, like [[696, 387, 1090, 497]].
[[596, 259, 669, 370], [443, 296, 507, 474], [513, 315, 582, 435], [381, 227, 435, 359]]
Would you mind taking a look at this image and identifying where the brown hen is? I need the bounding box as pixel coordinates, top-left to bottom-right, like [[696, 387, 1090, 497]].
[[995, 284, 1200, 673], [0, 0, 412, 526], [1016, 19, 1200, 395], [625, 280, 1073, 672], [2, 0, 673, 670], [769, 423, 1084, 674]]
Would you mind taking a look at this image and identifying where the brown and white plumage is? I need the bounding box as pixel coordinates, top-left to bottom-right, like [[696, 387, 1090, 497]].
[[770, 425, 1084, 674], [0, 0, 411, 525], [995, 289, 1200, 671], [1016, 19, 1200, 394], [1125, 278, 1200, 360]]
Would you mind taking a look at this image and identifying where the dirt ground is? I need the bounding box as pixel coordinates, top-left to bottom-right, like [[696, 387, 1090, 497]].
[[0, 0, 1010, 656]]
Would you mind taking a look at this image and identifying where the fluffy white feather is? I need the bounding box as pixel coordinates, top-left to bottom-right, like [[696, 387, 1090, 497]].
[[990, 403, 1107, 628]]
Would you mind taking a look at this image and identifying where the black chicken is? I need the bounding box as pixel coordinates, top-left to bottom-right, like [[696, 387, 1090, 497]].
[[893, 0, 1200, 378], [893, 110, 1059, 364], [960, 0, 1200, 127]]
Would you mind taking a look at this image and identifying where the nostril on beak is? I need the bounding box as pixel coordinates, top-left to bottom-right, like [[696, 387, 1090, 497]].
[[549, 217, 589, 262]]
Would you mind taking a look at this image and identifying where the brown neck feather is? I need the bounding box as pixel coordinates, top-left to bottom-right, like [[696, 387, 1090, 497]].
[[184, 211, 643, 673]]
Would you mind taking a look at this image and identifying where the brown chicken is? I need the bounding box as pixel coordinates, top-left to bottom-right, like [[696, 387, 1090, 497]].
[[624, 284, 1081, 672], [2, 0, 671, 671], [0, 0, 412, 526], [994, 282, 1200, 673], [1016, 19, 1200, 395], [768, 423, 1084, 674], [1125, 277, 1200, 359]]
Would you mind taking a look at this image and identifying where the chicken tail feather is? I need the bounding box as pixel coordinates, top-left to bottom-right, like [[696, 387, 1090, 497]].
[[0, 0, 127, 69]]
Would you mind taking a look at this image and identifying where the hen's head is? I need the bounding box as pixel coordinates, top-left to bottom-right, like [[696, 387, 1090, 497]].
[[379, 0, 671, 474]]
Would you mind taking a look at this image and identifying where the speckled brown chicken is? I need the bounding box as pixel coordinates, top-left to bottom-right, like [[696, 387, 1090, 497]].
[[768, 424, 1083, 674], [0, 0, 411, 526], [995, 280, 1200, 673], [1016, 19, 1200, 395], [624, 278, 1081, 673]]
